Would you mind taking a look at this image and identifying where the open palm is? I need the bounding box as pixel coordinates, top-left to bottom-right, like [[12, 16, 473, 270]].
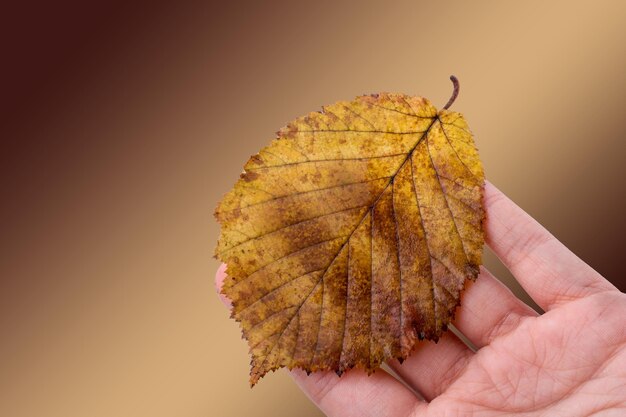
[[216, 182, 626, 417]]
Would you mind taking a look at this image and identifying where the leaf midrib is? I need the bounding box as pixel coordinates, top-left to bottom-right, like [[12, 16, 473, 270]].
[[256, 115, 440, 371], [314, 115, 439, 281]]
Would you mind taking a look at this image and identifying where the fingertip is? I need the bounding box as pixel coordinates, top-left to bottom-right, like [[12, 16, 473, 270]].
[[214, 263, 231, 307], [482, 180, 502, 210], [215, 263, 227, 288]]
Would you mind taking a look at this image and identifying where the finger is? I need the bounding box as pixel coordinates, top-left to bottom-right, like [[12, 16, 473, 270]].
[[483, 181, 616, 310], [453, 266, 538, 348], [291, 369, 425, 417], [387, 332, 472, 401], [215, 265, 426, 417], [214, 263, 231, 307], [388, 267, 539, 400]]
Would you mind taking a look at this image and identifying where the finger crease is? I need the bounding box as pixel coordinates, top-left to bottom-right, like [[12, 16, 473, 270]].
[[484, 309, 528, 344]]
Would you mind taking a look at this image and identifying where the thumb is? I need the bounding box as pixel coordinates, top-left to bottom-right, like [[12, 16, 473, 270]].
[[214, 263, 232, 308]]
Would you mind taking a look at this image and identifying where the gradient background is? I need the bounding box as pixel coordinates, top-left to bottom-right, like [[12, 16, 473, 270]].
[[1, 1, 625, 416]]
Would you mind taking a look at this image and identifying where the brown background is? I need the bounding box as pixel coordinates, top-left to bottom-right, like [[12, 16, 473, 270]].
[[1, 1, 624, 416]]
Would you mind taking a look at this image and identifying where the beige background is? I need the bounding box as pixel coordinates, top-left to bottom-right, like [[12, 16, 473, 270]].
[[1, 1, 625, 416]]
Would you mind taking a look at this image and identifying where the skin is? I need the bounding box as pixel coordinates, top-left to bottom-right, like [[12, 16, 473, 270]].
[[215, 181, 626, 417]]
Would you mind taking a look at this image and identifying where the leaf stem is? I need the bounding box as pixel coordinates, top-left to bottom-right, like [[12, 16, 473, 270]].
[[442, 75, 459, 110]]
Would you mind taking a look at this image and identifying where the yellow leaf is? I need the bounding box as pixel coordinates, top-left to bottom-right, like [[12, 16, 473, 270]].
[[215, 78, 485, 385]]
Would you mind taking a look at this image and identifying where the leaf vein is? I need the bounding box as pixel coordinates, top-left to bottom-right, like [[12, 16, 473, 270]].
[[245, 153, 407, 171], [219, 177, 390, 213], [293, 128, 427, 135], [237, 268, 324, 316], [231, 235, 348, 288], [219, 206, 366, 255], [425, 123, 471, 265], [409, 152, 438, 330], [342, 104, 377, 130], [439, 118, 477, 179], [367, 101, 433, 119], [391, 180, 404, 348]]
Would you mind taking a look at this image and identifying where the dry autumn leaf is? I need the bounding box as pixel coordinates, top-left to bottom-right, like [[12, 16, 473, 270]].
[[215, 77, 485, 386]]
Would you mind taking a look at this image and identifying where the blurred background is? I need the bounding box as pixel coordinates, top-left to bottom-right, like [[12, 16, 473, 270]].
[[1, 1, 624, 416]]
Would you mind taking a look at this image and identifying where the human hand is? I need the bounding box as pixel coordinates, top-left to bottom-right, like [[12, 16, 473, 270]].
[[215, 182, 626, 417]]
